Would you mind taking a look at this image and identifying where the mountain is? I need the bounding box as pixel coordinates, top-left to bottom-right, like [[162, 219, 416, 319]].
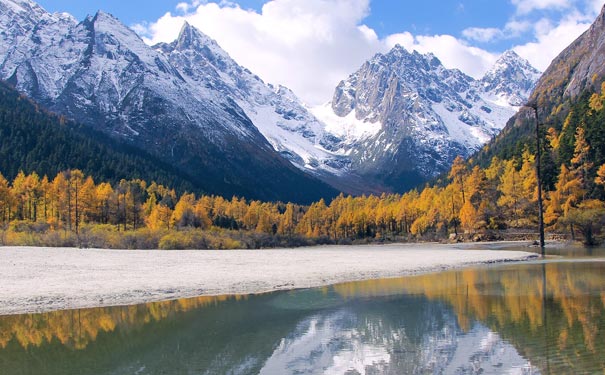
[[477, 50, 541, 107], [532, 4, 605, 107], [476, 4, 605, 169], [153, 23, 349, 178], [0, 80, 197, 191], [0, 0, 337, 204], [0, 0, 540, 199], [311, 46, 540, 192]]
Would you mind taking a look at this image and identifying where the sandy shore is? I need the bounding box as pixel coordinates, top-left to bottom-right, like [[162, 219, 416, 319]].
[[0, 243, 537, 315]]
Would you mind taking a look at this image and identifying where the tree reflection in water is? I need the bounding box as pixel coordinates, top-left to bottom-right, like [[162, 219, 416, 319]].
[[0, 260, 603, 374]]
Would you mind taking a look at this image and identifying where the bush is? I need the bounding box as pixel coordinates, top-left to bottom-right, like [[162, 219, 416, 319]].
[[8, 220, 50, 233], [159, 230, 210, 250], [78, 225, 163, 249]]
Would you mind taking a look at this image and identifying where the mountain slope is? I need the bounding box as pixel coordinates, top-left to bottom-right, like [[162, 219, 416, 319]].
[[0, 0, 541, 198], [476, 4, 605, 168], [0, 0, 337, 204], [532, 4, 605, 107], [0, 80, 198, 191], [313, 46, 540, 192], [154, 23, 350, 178]]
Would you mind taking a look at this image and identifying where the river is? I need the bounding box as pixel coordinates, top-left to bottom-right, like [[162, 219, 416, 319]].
[[0, 244, 603, 374]]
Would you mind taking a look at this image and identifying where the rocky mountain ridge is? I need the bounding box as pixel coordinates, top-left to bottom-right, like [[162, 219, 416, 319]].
[[0, 0, 337, 203], [314, 46, 540, 191], [476, 4, 605, 168], [0, 0, 541, 197]]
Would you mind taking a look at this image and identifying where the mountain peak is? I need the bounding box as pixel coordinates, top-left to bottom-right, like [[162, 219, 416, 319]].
[[176, 21, 215, 51], [479, 50, 541, 106], [91, 9, 136, 35], [390, 44, 408, 54], [500, 49, 520, 59], [93, 9, 119, 23], [382, 45, 444, 72]]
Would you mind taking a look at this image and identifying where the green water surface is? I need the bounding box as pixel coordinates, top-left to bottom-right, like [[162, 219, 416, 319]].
[[1, 246, 604, 374]]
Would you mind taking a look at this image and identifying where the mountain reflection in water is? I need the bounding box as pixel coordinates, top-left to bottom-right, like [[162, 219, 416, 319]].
[[0, 259, 603, 374]]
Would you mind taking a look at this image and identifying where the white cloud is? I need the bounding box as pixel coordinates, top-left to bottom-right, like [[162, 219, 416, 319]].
[[137, 0, 385, 105], [175, 0, 202, 13], [133, 0, 602, 104], [136, 0, 502, 105], [504, 19, 533, 34], [511, 0, 572, 14], [588, 0, 604, 13], [513, 10, 594, 70], [462, 19, 532, 43], [386, 33, 498, 78], [458, 1, 600, 73], [462, 27, 504, 43]]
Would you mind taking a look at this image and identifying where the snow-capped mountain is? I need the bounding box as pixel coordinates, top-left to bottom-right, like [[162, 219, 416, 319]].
[[0, 0, 336, 203], [154, 22, 541, 194], [311, 46, 541, 192], [154, 22, 350, 176], [0, 0, 540, 197], [478, 50, 542, 107]]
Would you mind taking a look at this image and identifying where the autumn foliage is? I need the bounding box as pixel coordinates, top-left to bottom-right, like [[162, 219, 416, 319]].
[[2, 85, 605, 247]]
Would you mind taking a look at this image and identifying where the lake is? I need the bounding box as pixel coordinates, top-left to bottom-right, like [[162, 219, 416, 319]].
[[0, 245, 604, 374]]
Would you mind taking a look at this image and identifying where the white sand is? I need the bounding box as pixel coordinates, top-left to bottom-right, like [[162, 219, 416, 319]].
[[0, 243, 537, 315]]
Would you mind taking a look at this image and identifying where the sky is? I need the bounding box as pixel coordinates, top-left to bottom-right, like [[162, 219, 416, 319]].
[[36, 0, 604, 105]]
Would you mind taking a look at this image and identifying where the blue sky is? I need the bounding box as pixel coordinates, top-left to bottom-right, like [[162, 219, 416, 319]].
[[37, 1, 517, 46], [35, 0, 603, 104]]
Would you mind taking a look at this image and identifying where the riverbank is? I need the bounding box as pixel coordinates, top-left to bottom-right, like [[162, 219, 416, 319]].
[[0, 243, 538, 315]]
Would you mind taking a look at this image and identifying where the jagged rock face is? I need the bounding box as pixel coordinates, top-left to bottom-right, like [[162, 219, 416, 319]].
[[322, 46, 540, 191], [476, 5, 604, 168], [0, 0, 541, 197], [0, 0, 336, 203], [2, 8, 260, 143], [479, 50, 542, 106], [530, 4, 605, 106], [154, 23, 350, 177]]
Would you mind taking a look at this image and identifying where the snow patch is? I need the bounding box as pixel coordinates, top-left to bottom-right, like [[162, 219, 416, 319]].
[[312, 102, 382, 143]]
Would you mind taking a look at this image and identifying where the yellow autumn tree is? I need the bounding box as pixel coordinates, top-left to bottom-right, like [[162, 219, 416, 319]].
[[449, 155, 469, 204], [0, 172, 12, 223], [278, 203, 296, 236], [171, 193, 196, 229], [459, 199, 478, 234], [78, 176, 97, 224], [95, 182, 114, 225], [146, 204, 172, 231], [51, 172, 70, 230], [595, 164, 605, 187], [193, 199, 212, 229], [497, 159, 522, 226], [518, 150, 538, 226]]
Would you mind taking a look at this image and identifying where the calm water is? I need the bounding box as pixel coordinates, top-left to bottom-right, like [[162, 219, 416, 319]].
[[1, 247, 604, 374]]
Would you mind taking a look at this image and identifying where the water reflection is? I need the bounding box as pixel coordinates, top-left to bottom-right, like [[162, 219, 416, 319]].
[[0, 259, 604, 374]]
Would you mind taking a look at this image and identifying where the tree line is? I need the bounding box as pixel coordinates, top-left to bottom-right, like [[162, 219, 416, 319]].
[[2, 84, 605, 248]]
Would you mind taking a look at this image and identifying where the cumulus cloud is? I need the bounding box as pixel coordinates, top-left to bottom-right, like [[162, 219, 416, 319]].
[[135, 0, 502, 105], [462, 19, 532, 43], [136, 0, 385, 105], [134, 0, 601, 105], [514, 11, 594, 70], [460, 0, 600, 72], [386, 33, 498, 78]]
